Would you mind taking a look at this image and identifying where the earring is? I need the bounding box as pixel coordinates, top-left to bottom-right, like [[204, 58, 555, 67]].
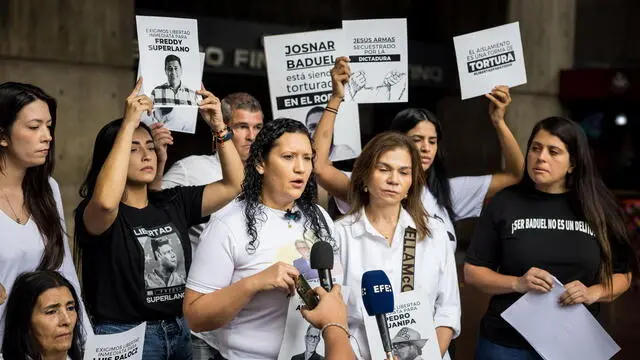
[[363, 186, 368, 193]]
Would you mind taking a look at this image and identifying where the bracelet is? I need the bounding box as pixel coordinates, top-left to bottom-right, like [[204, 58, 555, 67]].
[[212, 126, 233, 151], [320, 322, 350, 338], [324, 106, 338, 115]]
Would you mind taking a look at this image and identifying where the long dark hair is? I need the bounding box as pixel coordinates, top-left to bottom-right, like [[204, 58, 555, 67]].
[[73, 119, 153, 262], [390, 108, 454, 221], [0, 82, 65, 270], [347, 132, 430, 240], [521, 117, 638, 290], [239, 118, 332, 253], [2, 270, 84, 360]]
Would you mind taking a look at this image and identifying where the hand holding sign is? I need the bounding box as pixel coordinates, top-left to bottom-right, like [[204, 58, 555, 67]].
[[196, 86, 225, 133], [330, 56, 351, 100], [124, 78, 154, 128], [150, 123, 173, 164], [486, 85, 512, 126]]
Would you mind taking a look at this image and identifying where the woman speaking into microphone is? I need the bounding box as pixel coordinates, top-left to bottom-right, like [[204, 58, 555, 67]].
[[184, 118, 337, 359]]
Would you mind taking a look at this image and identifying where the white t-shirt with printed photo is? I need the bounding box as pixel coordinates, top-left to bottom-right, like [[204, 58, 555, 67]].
[[187, 199, 336, 360]]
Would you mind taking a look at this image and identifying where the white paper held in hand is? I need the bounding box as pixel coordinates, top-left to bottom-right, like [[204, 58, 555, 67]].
[[501, 277, 620, 360], [83, 322, 146, 360]]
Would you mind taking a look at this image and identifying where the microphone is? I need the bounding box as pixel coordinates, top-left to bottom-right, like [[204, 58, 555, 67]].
[[362, 270, 395, 360], [310, 241, 334, 292]]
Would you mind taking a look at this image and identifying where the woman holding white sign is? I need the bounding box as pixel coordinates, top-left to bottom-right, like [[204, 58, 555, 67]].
[[315, 57, 524, 253], [464, 117, 637, 359], [334, 131, 460, 359], [74, 78, 243, 360]]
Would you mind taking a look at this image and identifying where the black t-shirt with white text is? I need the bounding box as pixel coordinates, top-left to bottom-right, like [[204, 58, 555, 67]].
[[76, 186, 206, 323], [465, 185, 630, 349]]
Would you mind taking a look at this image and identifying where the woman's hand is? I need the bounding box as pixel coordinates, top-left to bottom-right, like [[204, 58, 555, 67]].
[[330, 56, 351, 100], [486, 85, 511, 126], [124, 78, 153, 127], [250, 262, 299, 296], [150, 123, 173, 165], [559, 280, 601, 306], [513, 267, 555, 293], [197, 85, 225, 133], [300, 285, 347, 329]]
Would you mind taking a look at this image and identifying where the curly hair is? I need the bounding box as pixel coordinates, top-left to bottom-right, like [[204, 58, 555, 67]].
[[239, 118, 333, 253]]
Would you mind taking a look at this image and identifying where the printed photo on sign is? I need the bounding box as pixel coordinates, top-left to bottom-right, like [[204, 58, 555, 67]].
[[83, 322, 146, 360], [278, 283, 354, 360], [136, 16, 200, 107], [264, 29, 361, 161], [342, 18, 409, 104], [363, 290, 441, 360], [139, 53, 205, 134], [133, 223, 186, 303], [453, 22, 527, 100]]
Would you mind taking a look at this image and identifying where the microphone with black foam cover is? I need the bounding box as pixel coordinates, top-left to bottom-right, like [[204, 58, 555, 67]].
[[310, 241, 334, 292], [362, 270, 395, 360]]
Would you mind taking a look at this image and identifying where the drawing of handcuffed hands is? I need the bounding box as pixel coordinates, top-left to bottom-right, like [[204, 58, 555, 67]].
[[347, 69, 407, 101]]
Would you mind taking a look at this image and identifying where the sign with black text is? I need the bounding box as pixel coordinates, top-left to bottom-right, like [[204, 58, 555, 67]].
[[83, 322, 145, 360], [136, 16, 201, 107], [453, 22, 527, 100], [342, 19, 409, 103], [363, 290, 440, 360], [264, 29, 361, 161]]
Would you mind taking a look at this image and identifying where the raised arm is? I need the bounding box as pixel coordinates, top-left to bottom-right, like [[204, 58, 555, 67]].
[[83, 79, 152, 235], [314, 57, 352, 202], [149, 123, 173, 191], [485, 86, 524, 200], [198, 87, 244, 216]]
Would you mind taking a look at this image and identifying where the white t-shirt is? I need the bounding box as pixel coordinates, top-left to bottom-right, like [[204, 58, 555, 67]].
[[335, 207, 460, 360], [187, 200, 336, 360], [162, 154, 223, 256], [0, 178, 93, 346], [335, 173, 491, 252]]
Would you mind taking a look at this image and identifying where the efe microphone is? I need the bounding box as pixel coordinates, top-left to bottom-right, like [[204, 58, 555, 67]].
[[362, 270, 395, 360], [310, 241, 334, 292]]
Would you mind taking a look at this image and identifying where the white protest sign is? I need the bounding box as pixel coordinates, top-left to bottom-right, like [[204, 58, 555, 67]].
[[342, 18, 409, 104], [136, 16, 200, 107], [363, 290, 440, 360], [139, 53, 205, 134], [453, 22, 527, 100], [278, 256, 350, 360], [83, 322, 146, 360], [264, 29, 361, 161]]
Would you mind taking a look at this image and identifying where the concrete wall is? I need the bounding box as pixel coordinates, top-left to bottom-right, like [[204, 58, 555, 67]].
[[0, 0, 134, 239]]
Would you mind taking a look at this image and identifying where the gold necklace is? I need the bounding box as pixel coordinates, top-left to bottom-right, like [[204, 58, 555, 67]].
[[2, 189, 24, 224]]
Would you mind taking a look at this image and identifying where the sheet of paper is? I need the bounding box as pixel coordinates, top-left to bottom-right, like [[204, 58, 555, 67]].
[[501, 278, 620, 360], [136, 16, 200, 107], [83, 322, 146, 360], [264, 29, 361, 161], [342, 18, 409, 104], [453, 22, 527, 100]]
